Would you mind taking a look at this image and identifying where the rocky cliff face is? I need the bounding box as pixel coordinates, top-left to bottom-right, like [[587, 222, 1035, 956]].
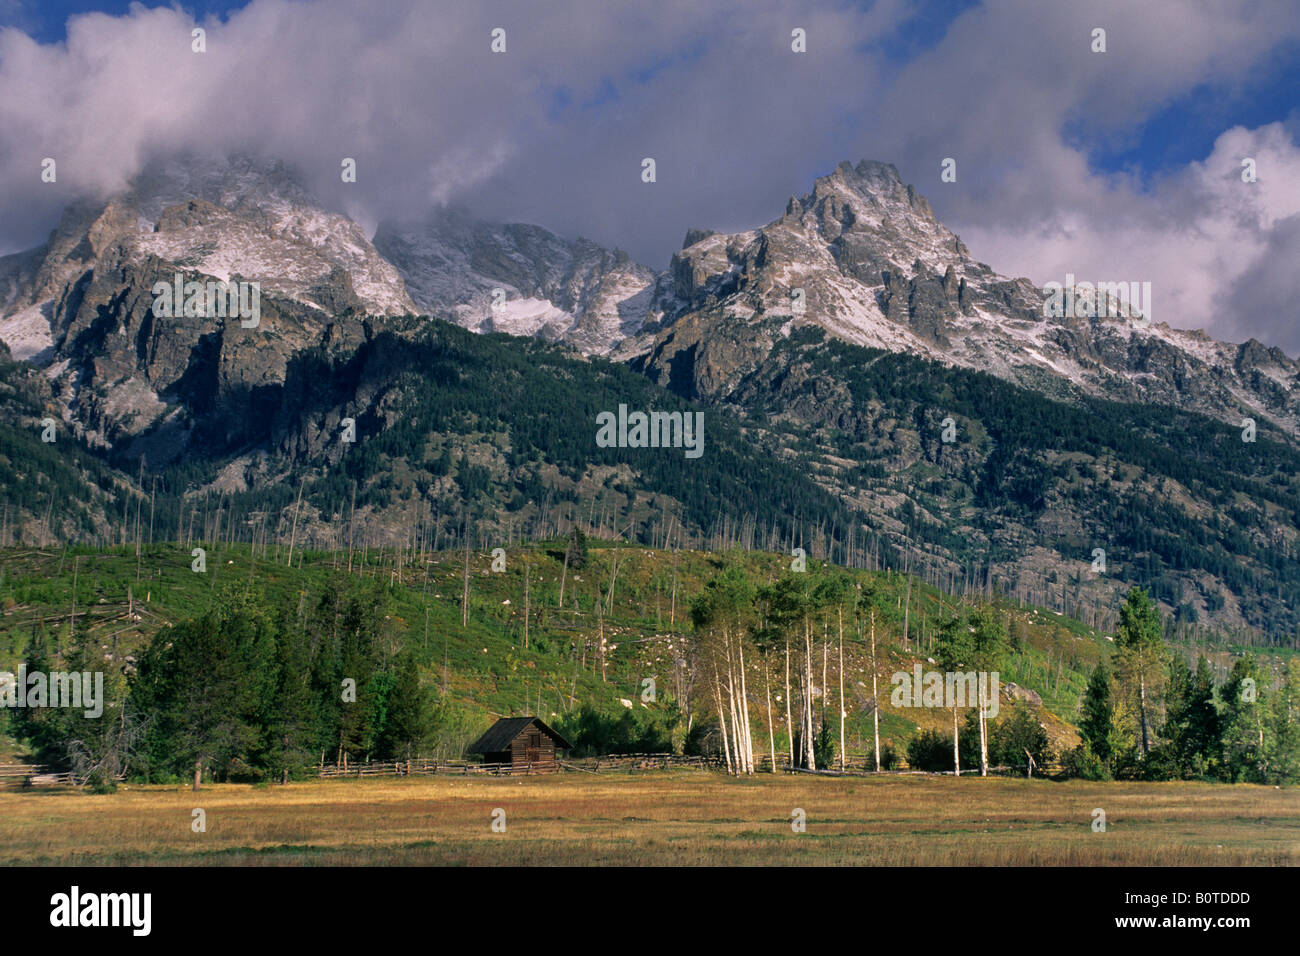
[[6, 154, 1291, 450], [0, 155, 414, 459], [0, 155, 1297, 638], [374, 207, 667, 355], [631, 160, 1300, 436]]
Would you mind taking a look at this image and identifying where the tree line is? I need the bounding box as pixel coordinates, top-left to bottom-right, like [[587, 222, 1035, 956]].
[[8, 581, 442, 790], [1066, 587, 1299, 783]]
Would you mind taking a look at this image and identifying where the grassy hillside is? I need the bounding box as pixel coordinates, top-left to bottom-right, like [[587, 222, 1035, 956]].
[[0, 539, 1132, 763]]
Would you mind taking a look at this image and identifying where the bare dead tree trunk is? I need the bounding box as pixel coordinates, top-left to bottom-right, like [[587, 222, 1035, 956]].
[[765, 655, 777, 773], [670, 547, 679, 628], [870, 609, 881, 772], [346, 482, 356, 574], [838, 607, 845, 770], [784, 638, 794, 765], [558, 547, 569, 610], [461, 533, 471, 628], [953, 704, 960, 776], [286, 480, 305, 567], [804, 616, 816, 771], [902, 564, 913, 650], [978, 680, 989, 776]]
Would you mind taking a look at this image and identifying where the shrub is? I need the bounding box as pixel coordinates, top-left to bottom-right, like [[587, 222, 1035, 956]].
[[1062, 742, 1110, 781], [906, 729, 953, 771]]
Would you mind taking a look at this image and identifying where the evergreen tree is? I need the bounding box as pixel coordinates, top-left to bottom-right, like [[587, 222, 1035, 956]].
[[1219, 656, 1267, 783], [382, 652, 434, 760], [1267, 658, 1300, 784], [14, 626, 61, 764], [1114, 587, 1164, 757], [1160, 656, 1220, 778], [1079, 660, 1118, 769], [565, 526, 588, 571], [135, 594, 277, 788], [265, 620, 318, 783]]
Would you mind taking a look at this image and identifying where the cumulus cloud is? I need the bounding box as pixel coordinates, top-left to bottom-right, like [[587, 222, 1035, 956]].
[[957, 123, 1300, 351], [0, 0, 1296, 352], [0, 1, 887, 251], [855, 0, 1300, 352]]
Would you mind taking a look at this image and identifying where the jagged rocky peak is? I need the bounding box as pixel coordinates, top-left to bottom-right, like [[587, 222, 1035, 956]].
[[1, 151, 416, 331], [123, 152, 319, 222], [635, 158, 1300, 438], [0, 151, 420, 456], [373, 205, 664, 355], [682, 228, 717, 249]]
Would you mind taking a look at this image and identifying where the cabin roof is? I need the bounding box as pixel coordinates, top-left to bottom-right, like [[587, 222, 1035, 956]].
[[466, 716, 572, 754]]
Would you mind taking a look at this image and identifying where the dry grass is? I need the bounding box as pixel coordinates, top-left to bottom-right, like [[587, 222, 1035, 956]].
[[2, 772, 1296, 866]]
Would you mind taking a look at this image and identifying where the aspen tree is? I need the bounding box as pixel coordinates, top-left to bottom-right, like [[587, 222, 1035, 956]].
[[870, 606, 880, 772]]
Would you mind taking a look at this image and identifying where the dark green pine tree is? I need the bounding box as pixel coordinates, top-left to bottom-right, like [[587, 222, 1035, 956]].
[[266, 621, 318, 783], [15, 625, 61, 764], [136, 597, 277, 789], [1219, 656, 1267, 783], [1079, 660, 1117, 768], [1179, 657, 1221, 776], [565, 526, 588, 571], [336, 591, 383, 763], [381, 652, 433, 761]]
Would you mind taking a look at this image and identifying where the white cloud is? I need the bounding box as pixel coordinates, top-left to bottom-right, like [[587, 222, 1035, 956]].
[[0, 0, 1295, 352]]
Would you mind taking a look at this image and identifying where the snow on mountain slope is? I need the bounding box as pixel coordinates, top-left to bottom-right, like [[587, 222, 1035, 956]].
[[0, 154, 1294, 445], [0, 154, 416, 358], [373, 207, 662, 354], [632, 160, 1300, 435], [0, 155, 412, 452]]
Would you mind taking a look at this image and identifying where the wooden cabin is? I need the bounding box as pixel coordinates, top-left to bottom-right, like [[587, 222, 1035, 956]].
[[467, 716, 571, 772]]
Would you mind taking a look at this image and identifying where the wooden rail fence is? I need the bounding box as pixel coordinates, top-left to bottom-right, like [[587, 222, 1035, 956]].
[[316, 758, 556, 778], [0, 763, 77, 788]]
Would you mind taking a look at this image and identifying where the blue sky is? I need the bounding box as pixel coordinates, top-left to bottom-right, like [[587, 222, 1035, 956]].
[[8, 0, 1295, 185], [1, 0, 248, 43], [0, 0, 1297, 350]]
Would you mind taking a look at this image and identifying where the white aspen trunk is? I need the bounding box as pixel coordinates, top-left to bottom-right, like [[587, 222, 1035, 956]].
[[737, 638, 754, 774], [838, 607, 845, 770], [784, 638, 795, 765], [978, 682, 989, 776], [714, 673, 734, 775], [1138, 675, 1150, 756], [765, 657, 777, 773], [804, 618, 816, 771], [870, 609, 880, 772], [953, 704, 960, 776], [724, 638, 743, 774], [822, 633, 829, 732]]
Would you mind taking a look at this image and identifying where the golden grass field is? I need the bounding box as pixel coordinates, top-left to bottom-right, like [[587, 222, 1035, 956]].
[[2, 771, 1296, 866]]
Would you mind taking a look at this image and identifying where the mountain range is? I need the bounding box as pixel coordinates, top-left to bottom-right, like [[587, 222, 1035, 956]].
[[1, 154, 1297, 641]]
